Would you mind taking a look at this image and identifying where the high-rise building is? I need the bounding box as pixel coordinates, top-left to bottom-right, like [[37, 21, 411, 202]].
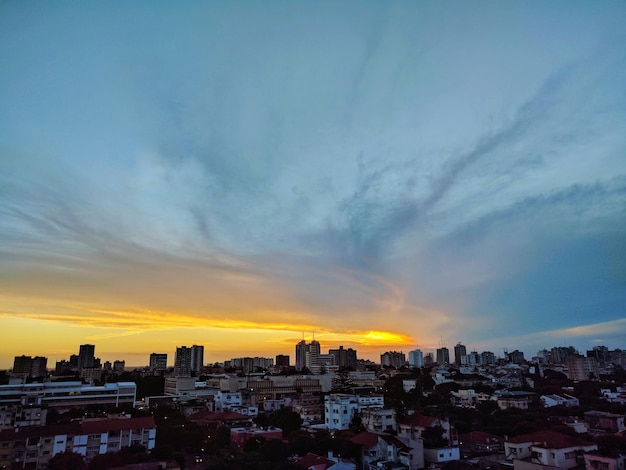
[[191, 345, 204, 373], [467, 351, 481, 366], [481, 351, 496, 365], [329, 346, 358, 370], [295, 340, 308, 371], [550, 346, 577, 364], [12, 356, 33, 376], [408, 349, 424, 367], [454, 343, 467, 366], [31, 357, 48, 377], [295, 339, 329, 373], [275, 354, 290, 367], [113, 360, 125, 373], [423, 353, 434, 367], [78, 344, 96, 372], [174, 346, 192, 377], [566, 355, 599, 381], [306, 340, 320, 372], [380, 351, 406, 369], [436, 347, 450, 365], [507, 349, 525, 365], [149, 353, 168, 374]]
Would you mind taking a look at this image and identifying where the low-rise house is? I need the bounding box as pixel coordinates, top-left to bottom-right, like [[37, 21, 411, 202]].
[[584, 411, 626, 433], [187, 410, 253, 429], [351, 431, 417, 470], [295, 452, 357, 470], [361, 408, 396, 433], [458, 431, 503, 455], [504, 430, 597, 468], [230, 426, 282, 452], [584, 450, 626, 470], [397, 414, 459, 466], [540, 394, 579, 408], [292, 395, 323, 424], [496, 391, 535, 410], [600, 387, 626, 404], [450, 389, 493, 408]]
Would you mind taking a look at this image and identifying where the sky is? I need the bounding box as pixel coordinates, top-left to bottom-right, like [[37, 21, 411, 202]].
[[1, 1, 625, 369]]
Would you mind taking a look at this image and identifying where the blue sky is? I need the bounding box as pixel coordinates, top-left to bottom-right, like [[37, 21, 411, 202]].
[[1, 1, 625, 365]]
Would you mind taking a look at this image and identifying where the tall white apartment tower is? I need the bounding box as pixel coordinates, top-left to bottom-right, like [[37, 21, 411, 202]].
[[408, 349, 424, 367]]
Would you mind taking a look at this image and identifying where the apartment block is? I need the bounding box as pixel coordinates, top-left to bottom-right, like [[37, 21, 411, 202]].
[[0, 382, 136, 411], [0, 416, 156, 469]]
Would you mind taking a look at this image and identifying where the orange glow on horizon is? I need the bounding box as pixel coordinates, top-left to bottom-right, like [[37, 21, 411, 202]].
[[0, 305, 417, 369]]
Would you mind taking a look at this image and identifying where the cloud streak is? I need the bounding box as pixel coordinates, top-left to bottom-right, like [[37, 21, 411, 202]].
[[0, 2, 625, 364]]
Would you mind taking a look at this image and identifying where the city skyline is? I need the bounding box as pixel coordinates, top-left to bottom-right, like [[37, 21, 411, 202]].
[[1, 2, 625, 369], [3, 338, 621, 371]]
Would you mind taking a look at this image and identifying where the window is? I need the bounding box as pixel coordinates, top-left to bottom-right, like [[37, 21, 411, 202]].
[[564, 451, 576, 459]]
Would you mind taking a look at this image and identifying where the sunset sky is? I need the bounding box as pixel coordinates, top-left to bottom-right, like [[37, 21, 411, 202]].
[[1, 2, 625, 369]]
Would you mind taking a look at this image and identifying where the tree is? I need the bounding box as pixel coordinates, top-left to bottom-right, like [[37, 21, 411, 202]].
[[289, 431, 320, 457], [422, 425, 448, 448], [331, 369, 354, 393], [258, 438, 289, 462], [48, 451, 87, 470], [269, 408, 303, 437], [349, 411, 365, 434]]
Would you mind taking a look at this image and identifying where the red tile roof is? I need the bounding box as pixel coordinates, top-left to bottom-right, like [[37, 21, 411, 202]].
[[350, 431, 380, 449], [507, 431, 593, 449], [398, 414, 439, 428], [187, 410, 249, 424], [458, 431, 502, 445], [294, 452, 334, 469], [81, 416, 156, 434], [0, 417, 156, 442]]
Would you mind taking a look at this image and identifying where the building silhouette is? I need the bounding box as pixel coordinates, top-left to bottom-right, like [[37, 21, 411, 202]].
[[78, 344, 96, 372], [454, 343, 467, 366], [436, 347, 450, 365], [149, 353, 168, 375], [381, 351, 406, 368], [329, 346, 357, 370], [174, 346, 192, 376], [191, 345, 204, 373]]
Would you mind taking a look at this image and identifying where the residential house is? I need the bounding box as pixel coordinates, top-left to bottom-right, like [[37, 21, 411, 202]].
[[584, 451, 626, 470], [496, 391, 535, 410], [397, 414, 459, 466], [351, 431, 417, 470], [584, 411, 626, 433], [458, 431, 503, 456], [186, 410, 253, 430], [230, 426, 282, 452], [295, 452, 357, 470], [540, 394, 579, 408], [504, 430, 597, 468], [361, 408, 396, 433]]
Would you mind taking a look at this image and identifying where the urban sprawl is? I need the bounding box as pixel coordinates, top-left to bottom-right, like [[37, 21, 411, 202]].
[[2, 341, 626, 469]]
